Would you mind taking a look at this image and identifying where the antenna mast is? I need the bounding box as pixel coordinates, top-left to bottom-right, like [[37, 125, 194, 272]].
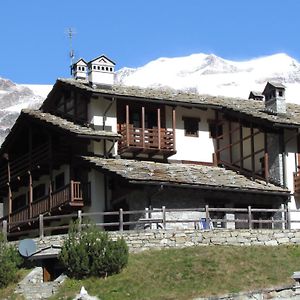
[[66, 27, 76, 68]]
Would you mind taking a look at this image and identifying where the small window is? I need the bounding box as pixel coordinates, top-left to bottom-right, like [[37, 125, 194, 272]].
[[279, 90, 283, 97], [82, 67, 85, 71], [209, 123, 223, 139], [110, 67, 113, 72], [33, 184, 46, 202], [183, 117, 200, 137], [102, 66, 105, 70], [93, 65, 96, 70], [13, 194, 27, 212], [97, 66, 101, 70], [55, 173, 65, 190], [106, 67, 108, 71]]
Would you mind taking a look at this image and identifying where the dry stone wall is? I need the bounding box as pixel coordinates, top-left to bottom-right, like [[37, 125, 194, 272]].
[[14, 229, 300, 253]]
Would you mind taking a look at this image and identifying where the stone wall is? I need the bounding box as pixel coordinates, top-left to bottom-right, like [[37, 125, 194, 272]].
[[15, 229, 300, 254]]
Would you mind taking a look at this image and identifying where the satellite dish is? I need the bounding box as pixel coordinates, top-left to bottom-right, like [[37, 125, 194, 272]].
[[18, 239, 37, 258]]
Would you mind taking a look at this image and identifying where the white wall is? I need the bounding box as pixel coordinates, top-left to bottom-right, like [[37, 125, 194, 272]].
[[86, 169, 106, 223], [88, 96, 118, 156], [284, 129, 300, 228], [167, 106, 215, 163]]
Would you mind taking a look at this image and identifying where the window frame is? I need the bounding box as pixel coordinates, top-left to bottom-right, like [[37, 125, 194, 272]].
[[182, 117, 200, 137]]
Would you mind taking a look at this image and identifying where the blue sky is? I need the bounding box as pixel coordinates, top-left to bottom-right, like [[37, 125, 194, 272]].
[[1, 0, 300, 84]]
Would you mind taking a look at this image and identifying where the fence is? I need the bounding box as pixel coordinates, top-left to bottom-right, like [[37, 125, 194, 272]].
[[1, 205, 298, 240]]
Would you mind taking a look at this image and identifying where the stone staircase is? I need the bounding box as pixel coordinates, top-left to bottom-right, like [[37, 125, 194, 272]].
[[14, 267, 66, 299]]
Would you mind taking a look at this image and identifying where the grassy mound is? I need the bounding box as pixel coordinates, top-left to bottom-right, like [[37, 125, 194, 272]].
[[52, 245, 300, 300]]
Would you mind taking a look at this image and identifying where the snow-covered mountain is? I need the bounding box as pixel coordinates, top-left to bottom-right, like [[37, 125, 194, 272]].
[[0, 78, 52, 144], [116, 53, 300, 103], [1, 52, 300, 144]]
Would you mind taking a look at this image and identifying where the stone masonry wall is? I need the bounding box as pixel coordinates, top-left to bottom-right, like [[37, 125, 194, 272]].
[[13, 229, 300, 253]]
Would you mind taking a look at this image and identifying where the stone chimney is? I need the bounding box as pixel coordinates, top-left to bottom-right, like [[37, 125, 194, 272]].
[[262, 82, 286, 114], [71, 58, 87, 80], [87, 55, 115, 87]]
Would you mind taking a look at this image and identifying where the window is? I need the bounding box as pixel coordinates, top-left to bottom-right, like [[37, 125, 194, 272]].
[[33, 184, 46, 202], [209, 122, 223, 139], [93, 65, 96, 70], [183, 117, 200, 137], [102, 66, 105, 70], [12, 194, 27, 212], [279, 90, 283, 97], [110, 67, 113, 72], [55, 173, 65, 190]]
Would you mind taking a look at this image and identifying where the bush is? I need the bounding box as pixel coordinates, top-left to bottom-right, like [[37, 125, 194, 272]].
[[0, 234, 22, 288], [59, 221, 128, 279]]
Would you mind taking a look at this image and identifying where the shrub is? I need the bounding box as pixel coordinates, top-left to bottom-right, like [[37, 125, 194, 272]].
[[0, 234, 22, 288], [59, 221, 128, 279]]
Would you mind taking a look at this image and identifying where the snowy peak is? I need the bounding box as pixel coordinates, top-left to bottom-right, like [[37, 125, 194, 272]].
[[115, 52, 300, 102]]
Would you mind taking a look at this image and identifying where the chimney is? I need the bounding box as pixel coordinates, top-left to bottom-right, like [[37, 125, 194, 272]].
[[72, 58, 87, 80], [262, 82, 286, 114], [87, 55, 115, 87], [248, 91, 264, 101]]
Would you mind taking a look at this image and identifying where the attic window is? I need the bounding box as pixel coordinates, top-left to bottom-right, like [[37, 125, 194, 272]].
[[183, 117, 200, 137], [279, 90, 283, 97]]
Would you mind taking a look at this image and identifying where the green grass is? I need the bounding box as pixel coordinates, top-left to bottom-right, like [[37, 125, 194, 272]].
[[52, 245, 300, 300], [0, 269, 28, 300]]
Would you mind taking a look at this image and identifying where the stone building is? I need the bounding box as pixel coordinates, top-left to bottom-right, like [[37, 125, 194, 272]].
[[1, 54, 300, 234]]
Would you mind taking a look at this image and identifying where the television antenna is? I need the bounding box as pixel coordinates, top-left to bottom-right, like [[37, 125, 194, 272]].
[[18, 239, 37, 258], [65, 27, 76, 67]]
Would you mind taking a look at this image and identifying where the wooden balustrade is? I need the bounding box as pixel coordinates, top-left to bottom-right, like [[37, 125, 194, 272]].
[[5, 181, 85, 230], [118, 124, 175, 154]]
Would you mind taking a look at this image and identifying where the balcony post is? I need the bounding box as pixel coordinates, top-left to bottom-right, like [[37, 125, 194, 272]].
[[28, 171, 33, 219], [157, 108, 161, 150], [126, 104, 130, 147], [48, 181, 52, 210], [172, 107, 176, 151], [70, 180, 74, 202], [142, 106, 145, 148]]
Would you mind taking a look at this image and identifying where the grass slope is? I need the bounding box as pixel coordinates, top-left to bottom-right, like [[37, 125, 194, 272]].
[[52, 245, 300, 300]]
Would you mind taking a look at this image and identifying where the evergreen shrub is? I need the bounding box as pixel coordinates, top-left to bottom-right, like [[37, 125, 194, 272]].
[[0, 234, 22, 288], [59, 221, 128, 279]]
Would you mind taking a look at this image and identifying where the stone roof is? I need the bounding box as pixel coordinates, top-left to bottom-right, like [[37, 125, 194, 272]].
[[56, 78, 300, 127], [21, 109, 120, 139], [81, 156, 289, 194]]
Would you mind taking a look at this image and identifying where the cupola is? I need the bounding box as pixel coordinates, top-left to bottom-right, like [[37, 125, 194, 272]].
[[87, 55, 115, 86], [71, 58, 87, 80], [262, 82, 286, 114], [248, 91, 264, 101]]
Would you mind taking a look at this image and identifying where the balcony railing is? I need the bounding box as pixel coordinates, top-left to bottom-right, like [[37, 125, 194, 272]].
[[118, 124, 175, 155], [7, 181, 85, 228]]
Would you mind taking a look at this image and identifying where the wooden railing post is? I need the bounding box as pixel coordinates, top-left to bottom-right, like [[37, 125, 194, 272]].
[[2, 220, 7, 241], [39, 214, 44, 238], [287, 206, 291, 230], [248, 206, 252, 229], [78, 210, 82, 232], [119, 208, 123, 232], [205, 204, 210, 227], [70, 180, 74, 202], [162, 206, 166, 229], [157, 108, 161, 150]]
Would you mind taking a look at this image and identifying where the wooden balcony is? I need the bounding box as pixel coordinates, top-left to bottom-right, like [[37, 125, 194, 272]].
[[118, 124, 176, 157], [6, 181, 86, 230], [294, 172, 300, 196]]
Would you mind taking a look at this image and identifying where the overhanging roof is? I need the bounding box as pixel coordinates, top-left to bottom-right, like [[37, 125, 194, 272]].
[[53, 78, 300, 128], [81, 156, 290, 195], [21, 109, 120, 139]]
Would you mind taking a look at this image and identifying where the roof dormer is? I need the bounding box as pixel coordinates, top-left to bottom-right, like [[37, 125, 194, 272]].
[[71, 58, 87, 80], [262, 82, 286, 114], [87, 55, 115, 87]]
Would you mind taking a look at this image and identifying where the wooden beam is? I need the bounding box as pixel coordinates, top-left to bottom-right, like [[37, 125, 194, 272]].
[[239, 121, 244, 169], [172, 107, 176, 151], [264, 133, 269, 183], [126, 104, 130, 147], [228, 121, 233, 164], [28, 171, 33, 219], [157, 108, 161, 150], [142, 106, 145, 148], [215, 111, 220, 163], [7, 157, 12, 224], [250, 124, 255, 179]]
